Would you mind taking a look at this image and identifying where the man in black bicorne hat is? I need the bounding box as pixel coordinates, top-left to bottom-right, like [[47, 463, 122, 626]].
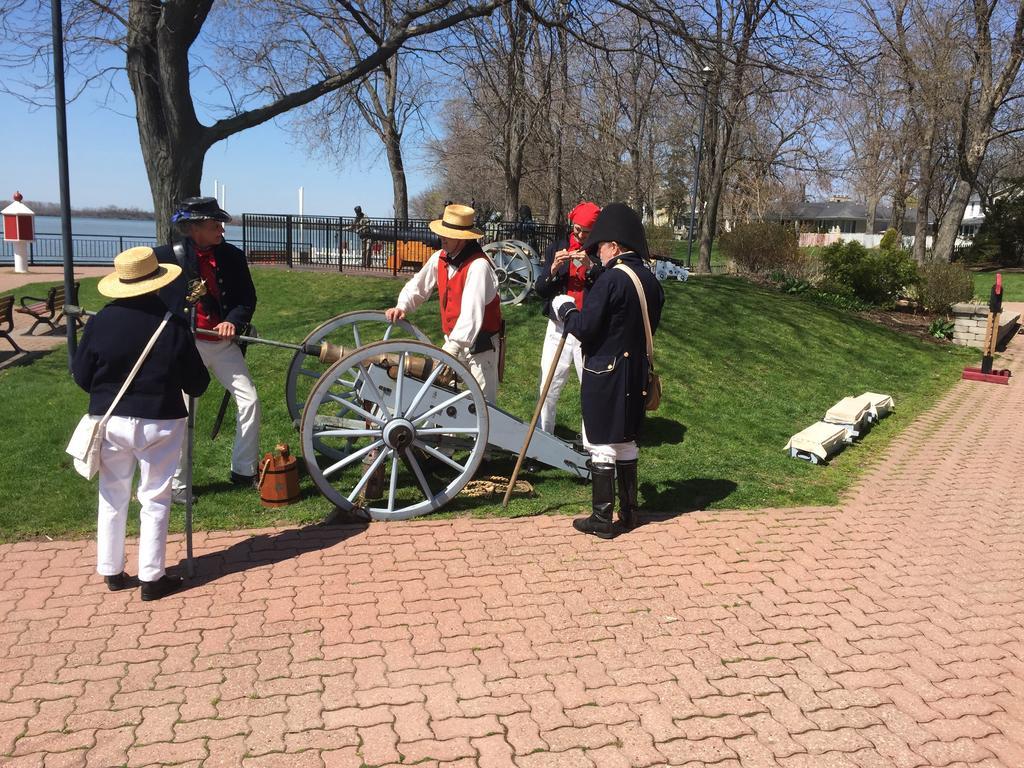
[[551, 202, 665, 538], [157, 197, 261, 497]]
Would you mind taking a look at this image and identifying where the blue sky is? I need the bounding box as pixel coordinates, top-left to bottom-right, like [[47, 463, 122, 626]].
[[0, 82, 429, 219]]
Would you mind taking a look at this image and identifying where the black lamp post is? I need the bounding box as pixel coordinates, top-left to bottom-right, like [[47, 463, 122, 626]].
[[51, 0, 77, 368], [686, 66, 714, 268]]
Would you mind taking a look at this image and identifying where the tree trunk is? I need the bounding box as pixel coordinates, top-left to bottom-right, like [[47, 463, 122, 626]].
[[932, 179, 974, 262], [698, 96, 729, 274], [891, 193, 907, 236], [127, 0, 207, 244], [384, 126, 409, 221], [865, 194, 879, 236], [913, 128, 935, 263], [547, 143, 562, 224]]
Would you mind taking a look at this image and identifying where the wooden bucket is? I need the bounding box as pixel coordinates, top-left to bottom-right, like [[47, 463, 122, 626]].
[[258, 444, 301, 507]]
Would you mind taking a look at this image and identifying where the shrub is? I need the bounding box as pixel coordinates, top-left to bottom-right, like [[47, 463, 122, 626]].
[[879, 228, 902, 253], [928, 318, 955, 340], [645, 224, 680, 260], [719, 222, 800, 275], [820, 240, 918, 306], [914, 260, 974, 313]]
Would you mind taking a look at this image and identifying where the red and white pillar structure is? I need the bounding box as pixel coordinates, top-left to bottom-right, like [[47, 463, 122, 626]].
[[2, 192, 35, 274]]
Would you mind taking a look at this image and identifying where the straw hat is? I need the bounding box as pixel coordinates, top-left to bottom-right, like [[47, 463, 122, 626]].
[[429, 204, 483, 240], [98, 247, 182, 299]]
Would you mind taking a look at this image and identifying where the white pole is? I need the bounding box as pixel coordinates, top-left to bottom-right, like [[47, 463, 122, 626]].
[[220, 185, 226, 211], [299, 186, 304, 216], [213, 178, 218, 200], [12, 242, 29, 273]]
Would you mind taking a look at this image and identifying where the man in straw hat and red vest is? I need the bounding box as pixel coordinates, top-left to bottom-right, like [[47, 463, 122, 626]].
[[533, 201, 601, 434], [385, 203, 503, 402], [73, 247, 210, 600]]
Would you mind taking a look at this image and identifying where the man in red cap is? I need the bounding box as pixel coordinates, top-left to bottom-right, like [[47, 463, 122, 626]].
[[532, 201, 602, 434]]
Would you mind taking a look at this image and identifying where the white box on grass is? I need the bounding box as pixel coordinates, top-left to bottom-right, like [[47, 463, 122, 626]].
[[823, 395, 874, 440], [785, 421, 850, 464], [859, 392, 894, 422]]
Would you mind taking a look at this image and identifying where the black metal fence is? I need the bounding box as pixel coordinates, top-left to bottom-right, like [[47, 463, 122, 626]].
[[0, 232, 157, 265], [242, 213, 568, 273], [0, 215, 569, 270]]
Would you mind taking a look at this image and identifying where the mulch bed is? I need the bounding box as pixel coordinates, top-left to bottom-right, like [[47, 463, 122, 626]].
[[858, 306, 943, 344]]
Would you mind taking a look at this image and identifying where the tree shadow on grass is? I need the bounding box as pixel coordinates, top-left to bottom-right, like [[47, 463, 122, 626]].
[[642, 417, 687, 447], [637, 477, 738, 527], [175, 519, 368, 591]]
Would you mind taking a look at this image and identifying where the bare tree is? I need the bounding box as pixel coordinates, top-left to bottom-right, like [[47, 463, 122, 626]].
[[862, 0, 1024, 261], [293, 48, 431, 220], [1, 0, 506, 240]]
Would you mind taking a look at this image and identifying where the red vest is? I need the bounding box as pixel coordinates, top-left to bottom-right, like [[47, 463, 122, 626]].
[[437, 251, 503, 336]]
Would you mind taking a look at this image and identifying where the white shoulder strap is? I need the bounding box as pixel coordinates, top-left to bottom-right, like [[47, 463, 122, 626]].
[[614, 264, 655, 362]]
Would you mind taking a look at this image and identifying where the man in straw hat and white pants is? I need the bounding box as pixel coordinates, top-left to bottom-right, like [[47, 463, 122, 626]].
[[385, 203, 503, 402], [73, 247, 210, 600]]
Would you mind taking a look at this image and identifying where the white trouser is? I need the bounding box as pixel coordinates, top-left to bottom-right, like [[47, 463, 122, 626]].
[[582, 423, 639, 464], [175, 338, 261, 484], [97, 416, 185, 582], [448, 341, 499, 404], [538, 317, 583, 434]]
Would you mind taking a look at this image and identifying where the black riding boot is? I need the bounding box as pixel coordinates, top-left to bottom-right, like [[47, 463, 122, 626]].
[[616, 459, 639, 530], [573, 462, 616, 539]]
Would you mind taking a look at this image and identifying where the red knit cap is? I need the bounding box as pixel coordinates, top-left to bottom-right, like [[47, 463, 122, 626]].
[[568, 201, 601, 228]]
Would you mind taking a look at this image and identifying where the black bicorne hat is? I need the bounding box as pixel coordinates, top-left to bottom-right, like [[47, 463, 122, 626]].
[[581, 202, 649, 260], [171, 196, 232, 224]]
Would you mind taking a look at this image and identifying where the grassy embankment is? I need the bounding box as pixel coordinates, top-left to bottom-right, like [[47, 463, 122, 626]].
[[0, 268, 973, 541]]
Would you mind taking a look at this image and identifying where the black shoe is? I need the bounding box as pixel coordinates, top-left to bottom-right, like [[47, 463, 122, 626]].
[[230, 471, 257, 488], [140, 575, 184, 601], [104, 572, 135, 591], [573, 462, 616, 539]]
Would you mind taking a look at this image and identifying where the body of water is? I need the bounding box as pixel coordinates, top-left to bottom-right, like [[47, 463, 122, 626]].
[[33, 215, 244, 242], [1, 216, 246, 265]]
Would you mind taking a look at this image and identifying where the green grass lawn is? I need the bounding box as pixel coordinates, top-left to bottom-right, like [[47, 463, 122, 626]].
[[969, 269, 1024, 303], [0, 268, 974, 542]]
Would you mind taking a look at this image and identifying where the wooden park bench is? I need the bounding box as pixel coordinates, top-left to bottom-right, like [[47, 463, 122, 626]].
[[15, 281, 80, 336], [0, 295, 25, 353]]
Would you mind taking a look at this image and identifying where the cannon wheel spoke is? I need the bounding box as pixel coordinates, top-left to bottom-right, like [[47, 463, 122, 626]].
[[301, 340, 488, 521], [285, 311, 429, 459]]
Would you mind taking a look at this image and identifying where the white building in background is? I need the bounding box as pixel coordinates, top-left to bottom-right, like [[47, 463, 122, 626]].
[[958, 194, 985, 243]]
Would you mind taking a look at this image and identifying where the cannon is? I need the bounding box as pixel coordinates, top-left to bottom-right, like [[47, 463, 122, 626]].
[[300, 336, 590, 520]]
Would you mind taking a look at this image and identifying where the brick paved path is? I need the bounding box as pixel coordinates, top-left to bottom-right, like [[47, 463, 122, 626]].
[[3, 347, 1024, 766]]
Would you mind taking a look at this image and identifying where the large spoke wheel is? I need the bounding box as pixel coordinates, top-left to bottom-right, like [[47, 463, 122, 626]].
[[285, 310, 430, 438], [484, 240, 534, 305], [301, 340, 489, 521]]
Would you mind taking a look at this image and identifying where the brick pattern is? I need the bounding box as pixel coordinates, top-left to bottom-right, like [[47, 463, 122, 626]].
[[3, 346, 1024, 766]]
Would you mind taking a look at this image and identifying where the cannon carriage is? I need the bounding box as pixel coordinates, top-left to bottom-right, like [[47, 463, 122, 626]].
[[265, 311, 590, 519]]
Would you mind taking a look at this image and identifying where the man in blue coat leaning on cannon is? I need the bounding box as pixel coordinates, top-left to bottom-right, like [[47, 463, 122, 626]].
[[551, 203, 665, 538]]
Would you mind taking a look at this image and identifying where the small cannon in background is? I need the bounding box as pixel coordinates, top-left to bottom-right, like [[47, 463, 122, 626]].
[[344, 206, 441, 270]]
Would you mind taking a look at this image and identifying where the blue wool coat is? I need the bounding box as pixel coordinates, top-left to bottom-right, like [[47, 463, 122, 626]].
[[73, 294, 210, 419], [557, 253, 664, 444], [155, 239, 257, 329]]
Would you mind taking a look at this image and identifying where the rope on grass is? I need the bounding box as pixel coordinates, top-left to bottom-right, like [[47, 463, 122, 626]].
[[462, 475, 535, 499]]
